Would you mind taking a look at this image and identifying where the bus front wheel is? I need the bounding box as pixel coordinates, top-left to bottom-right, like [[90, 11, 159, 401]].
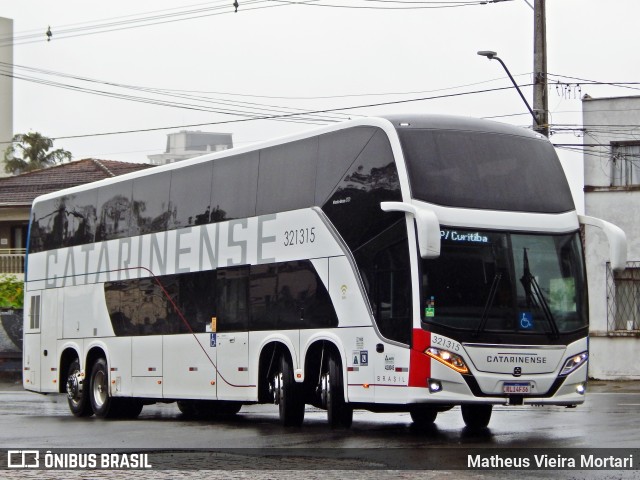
[[461, 404, 492, 429], [66, 358, 93, 417], [409, 405, 438, 427]]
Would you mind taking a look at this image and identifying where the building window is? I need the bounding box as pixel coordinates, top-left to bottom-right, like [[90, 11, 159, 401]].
[[607, 262, 640, 331], [611, 142, 640, 186]]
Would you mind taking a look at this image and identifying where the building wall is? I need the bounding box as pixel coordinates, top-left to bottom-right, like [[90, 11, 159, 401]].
[[148, 131, 233, 165], [0, 18, 13, 178], [582, 95, 640, 379]]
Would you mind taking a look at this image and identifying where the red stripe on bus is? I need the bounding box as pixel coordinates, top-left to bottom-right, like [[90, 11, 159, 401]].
[[408, 328, 431, 388]]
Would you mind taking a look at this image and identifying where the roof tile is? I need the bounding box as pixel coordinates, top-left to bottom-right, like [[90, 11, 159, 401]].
[[0, 159, 153, 205]]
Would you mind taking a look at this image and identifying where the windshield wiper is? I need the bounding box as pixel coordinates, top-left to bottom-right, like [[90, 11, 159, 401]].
[[473, 272, 502, 338], [520, 248, 560, 339]]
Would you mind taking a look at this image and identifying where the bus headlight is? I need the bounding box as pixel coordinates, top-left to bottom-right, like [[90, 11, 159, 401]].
[[425, 347, 469, 374], [559, 352, 588, 376]]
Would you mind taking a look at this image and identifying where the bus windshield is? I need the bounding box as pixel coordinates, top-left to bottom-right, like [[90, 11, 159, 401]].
[[421, 229, 587, 335], [399, 128, 575, 213]]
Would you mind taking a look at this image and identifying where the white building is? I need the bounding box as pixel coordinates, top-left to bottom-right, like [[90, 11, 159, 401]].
[[582, 95, 640, 380], [0, 17, 13, 178], [147, 131, 233, 166]]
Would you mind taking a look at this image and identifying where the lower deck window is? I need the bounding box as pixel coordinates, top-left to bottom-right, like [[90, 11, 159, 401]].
[[104, 260, 337, 335]]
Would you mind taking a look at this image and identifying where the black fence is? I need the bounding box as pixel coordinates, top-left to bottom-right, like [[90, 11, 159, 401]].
[[0, 309, 22, 376]]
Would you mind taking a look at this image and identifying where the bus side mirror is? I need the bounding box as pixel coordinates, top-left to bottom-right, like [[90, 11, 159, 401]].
[[578, 215, 627, 272], [380, 202, 441, 259]]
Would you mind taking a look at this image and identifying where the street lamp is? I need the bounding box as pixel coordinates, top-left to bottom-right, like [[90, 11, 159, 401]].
[[477, 50, 545, 136]]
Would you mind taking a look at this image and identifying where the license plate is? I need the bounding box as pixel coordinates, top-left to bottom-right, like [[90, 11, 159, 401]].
[[503, 382, 531, 394]]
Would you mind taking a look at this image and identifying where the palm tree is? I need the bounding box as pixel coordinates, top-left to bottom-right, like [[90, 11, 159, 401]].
[[3, 132, 72, 174]]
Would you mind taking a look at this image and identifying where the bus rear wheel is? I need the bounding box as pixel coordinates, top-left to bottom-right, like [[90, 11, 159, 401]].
[[89, 358, 114, 418], [66, 358, 93, 417], [270, 354, 304, 426], [324, 354, 352, 429], [89, 358, 142, 419], [461, 404, 492, 429]]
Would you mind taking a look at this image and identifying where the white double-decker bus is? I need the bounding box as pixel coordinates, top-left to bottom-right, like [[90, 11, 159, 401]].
[[23, 114, 626, 429]]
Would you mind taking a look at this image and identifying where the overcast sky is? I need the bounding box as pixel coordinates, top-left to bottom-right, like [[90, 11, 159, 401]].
[[2, 0, 640, 210]]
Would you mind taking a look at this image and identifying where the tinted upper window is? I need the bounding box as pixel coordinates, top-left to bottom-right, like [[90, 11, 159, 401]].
[[96, 181, 133, 242], [211, 152, 259, 221], [168, 161, 214, 229], [315, 127, 377, 205], [132, 173, 171, 235], [399, 129, 575, 213], [321, 128, 403, 251], [256, 138, 318, 216], [29, 190, 98, 253]]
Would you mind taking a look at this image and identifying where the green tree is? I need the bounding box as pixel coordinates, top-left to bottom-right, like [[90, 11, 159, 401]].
[[4, 132, 72, 174], [0, 275, 23, 309]]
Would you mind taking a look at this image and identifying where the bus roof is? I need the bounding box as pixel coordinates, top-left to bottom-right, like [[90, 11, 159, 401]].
[[31, 114, 543, 205]]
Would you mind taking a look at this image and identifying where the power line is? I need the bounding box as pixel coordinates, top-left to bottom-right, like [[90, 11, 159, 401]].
[[30, 84, 531, 142], [0, 0, 513, 47], [0, 62, 352, 126], [547, 73, 640, 93], [267, 0, 509, 10], [0, 82, 533, 145], [0, 57, 530, 101], [1, 1, 225, 41], [128, 73, 532, 100], [0, 0, 295, 47]]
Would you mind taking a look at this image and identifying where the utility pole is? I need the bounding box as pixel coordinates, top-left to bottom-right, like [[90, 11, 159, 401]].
[[533, 0, 549, 137]]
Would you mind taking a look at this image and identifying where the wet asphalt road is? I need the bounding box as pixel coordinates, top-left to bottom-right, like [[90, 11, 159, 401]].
[[0, 379, 639, 479]]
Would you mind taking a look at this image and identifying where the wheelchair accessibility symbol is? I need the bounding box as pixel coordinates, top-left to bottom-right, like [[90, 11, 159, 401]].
[[519, 312, 533, 330]]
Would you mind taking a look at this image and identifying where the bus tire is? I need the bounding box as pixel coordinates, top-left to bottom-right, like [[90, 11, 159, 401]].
[[89, 357, 118, 418], [178, 400, 241, 418], [461, 404, 492, 429], [327, 354, 352, 429], [409, 405, 438, 426], [118, 398, 144, 419], [66, 358, 93, 417], [272, 354, 304, 426], [177, 400, 200, 418], [214, 401, 242, 416]]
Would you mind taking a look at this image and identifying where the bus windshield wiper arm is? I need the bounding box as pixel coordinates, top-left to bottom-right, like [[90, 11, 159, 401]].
[[474, 273, 502, 338], [520, 249, 560, 339]]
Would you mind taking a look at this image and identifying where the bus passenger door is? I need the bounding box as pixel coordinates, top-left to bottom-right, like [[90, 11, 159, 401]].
[[23, 292, 41, 391], [214, 267, 250, 401]]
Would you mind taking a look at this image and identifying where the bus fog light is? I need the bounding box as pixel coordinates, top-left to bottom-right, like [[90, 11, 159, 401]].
[[576, 383, 586, 395], [428, 378, 442, 393], [559, 352, 588, 376]]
